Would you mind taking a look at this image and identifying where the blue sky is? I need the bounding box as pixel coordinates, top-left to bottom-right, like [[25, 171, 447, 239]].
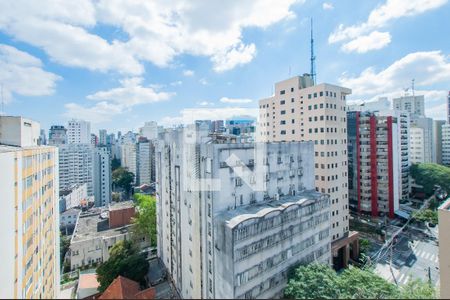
[[0, 0, 449, 134]]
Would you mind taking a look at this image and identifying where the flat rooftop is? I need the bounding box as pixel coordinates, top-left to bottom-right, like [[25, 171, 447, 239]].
[[71, 210, 132, 243], [215, 189, 325, 229], [109, 200, 135, 211], [61, 208, 81, 217]]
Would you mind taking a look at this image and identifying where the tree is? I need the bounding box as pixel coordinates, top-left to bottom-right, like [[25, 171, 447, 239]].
[[60, 234, 70, 265], [285, 264, 437, 299], [96, 240, 149, 292], [399, 279, 437, 299], [338, 267, 399, 299], [111, 158, 121, 171], [411, 163, 450, 197], [112, 167, 134, 195], [132, 193, 157, 247], [413, 209, 438, 225], [285, 264, 340, 299]]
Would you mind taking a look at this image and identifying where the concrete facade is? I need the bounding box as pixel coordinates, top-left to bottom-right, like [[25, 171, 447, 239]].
[[69, 203, 147, 271], [59, 143, 94, 196], [155, 126, 331, 299], [67, 120, 91, 144], [438, 199, 450, 299], [60, 183, 88, 212], [442, 124, 450, 166], [0, 116, 41, 147], [0, 117, 59, 299], [393, 95, 425, 118], [137, 140, 155, 185], [347, 110, 409, 218], [48, 125, 67, 146], [121, 143, 137, 176], [434, 120, 445, 165], [257, 75, 353, 268], [140, 121, 158, 140], [93, 147, 112, 207], [411, 117, 434, 163]]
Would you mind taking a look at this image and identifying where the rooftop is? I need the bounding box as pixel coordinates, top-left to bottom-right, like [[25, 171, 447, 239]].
[[71, 209, 132, 243], [109, 200, 135, 211], [99, 276, 155, 299], [61, 208, 81, 217], [215, 189, 325, 229]]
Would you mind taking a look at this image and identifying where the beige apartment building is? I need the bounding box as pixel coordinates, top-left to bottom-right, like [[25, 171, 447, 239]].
[[439, 199, 450, 299], [258, 74, 358, 268], [0, 116, 59, 299]]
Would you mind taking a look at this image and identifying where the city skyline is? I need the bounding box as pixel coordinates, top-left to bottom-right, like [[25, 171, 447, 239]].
[[1, 0, 450, 133]]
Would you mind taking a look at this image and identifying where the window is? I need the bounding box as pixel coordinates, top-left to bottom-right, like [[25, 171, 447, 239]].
[[280, 100, 285, 105], [281, 110, 286, 115], [291, 87, 294, 92], [280, 120, 286, 125], [280, 90, 285, 95], [280, 130, 286, 135]]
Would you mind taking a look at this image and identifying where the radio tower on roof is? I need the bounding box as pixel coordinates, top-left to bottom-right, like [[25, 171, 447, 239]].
[[310, 18, 316, 85]]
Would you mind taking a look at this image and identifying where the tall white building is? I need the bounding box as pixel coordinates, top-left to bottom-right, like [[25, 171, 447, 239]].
[[59, 144, 94, 195], [156, 127, 334, 299], [99, 129, 107, 146], [0, 116, 59, 299], [67, 119, 91, 144], [121, 143, 137, 176], [258, 74, 357, 269], [434, 120, 445, 165], [140, 121, 158, 140], [93, 147, 111, 207], [410, 117, 434, 163], [410, 127, 425, 164], [393, 95, 425, 119], [137, 139, 155, 185], [442, 124, 450, 166]]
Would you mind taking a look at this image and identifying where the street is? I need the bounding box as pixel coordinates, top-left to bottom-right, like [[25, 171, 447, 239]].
[[370, 224, 440, 287]]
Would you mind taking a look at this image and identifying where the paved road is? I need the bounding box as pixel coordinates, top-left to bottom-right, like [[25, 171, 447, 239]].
[[373, 225, 440, 287]]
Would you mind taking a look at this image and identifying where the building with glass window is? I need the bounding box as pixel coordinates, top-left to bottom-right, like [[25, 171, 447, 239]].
[[0, 116, 59, 299], [156, 126, 334, 298]]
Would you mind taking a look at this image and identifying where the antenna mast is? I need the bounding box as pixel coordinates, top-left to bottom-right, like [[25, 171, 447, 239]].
[[411, 79, 415, 97], [310, 18, 316, 85]]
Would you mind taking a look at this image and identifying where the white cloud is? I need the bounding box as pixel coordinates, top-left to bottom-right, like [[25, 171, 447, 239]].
[[170, 80, 183, 86], [64, 102, 124, 124], [199, 78, 209, 85], [220, 97, 253, 104], [322, 2, 334, 10], [66, 77, 174, 123], [197, 101, 215, 106], [211, 43, 257, 72], [341, 31, 391, 53], [183, 69, 195, 77], [0, 44, 61, 103], [160, 107, 259, 126], [329, 0, 447, 52], [0, 0, 302, 73], [340, 51, 450, 96], [340, 51, 450, 119]]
